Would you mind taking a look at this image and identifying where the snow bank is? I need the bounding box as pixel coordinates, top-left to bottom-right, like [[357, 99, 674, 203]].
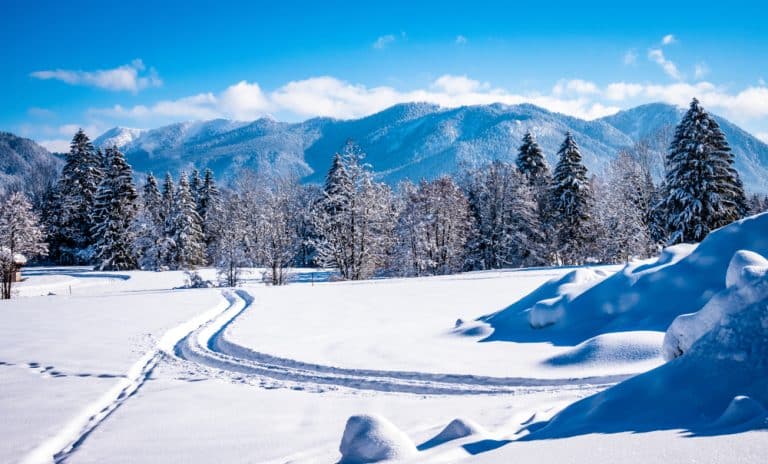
[[543, 332, 662, 367], [420, 418, 487, 450], [524, 248, 768, 439], [338, 414, 417, 463], [484, 213, 768, 344], [663, 250, 768, 360]]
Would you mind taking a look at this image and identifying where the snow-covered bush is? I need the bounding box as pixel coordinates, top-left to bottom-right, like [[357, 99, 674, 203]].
[[183, 270, 213, 289]]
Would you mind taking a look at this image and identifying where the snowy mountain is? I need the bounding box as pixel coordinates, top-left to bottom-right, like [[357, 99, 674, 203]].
[[0, 132, 62, 201], [95, 102, 768, 193]]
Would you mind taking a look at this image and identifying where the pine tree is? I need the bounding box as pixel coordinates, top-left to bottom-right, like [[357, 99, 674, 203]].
[[662, 98, 746, 244], [0, 193, 48, 299], [91, 147, 138, 271], [56, 129, 103, 263], [550, 132, 593, 264], [172, 173, 206, 269], [516, 131, 551, 187], [197, 168, 222, 258], [312, 140, 394, 280], [189, 168, 202, 207], [132, 174, 167, 269]]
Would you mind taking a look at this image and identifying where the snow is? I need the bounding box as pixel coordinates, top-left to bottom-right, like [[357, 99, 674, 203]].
[[3, 211, 768, 464], [338, 414, 417, 463], [483, 213, 768, 345]]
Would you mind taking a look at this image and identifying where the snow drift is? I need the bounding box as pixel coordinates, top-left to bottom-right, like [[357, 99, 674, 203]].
[[338, 414, 417, 463], [523, 246, 768, 439], [482, 213, 768, 344]]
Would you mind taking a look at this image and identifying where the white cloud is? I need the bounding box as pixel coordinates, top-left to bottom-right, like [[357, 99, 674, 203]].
[[623, 50, 638, 65], [649, 48, 683, 80], [373, 34, 396, 49], [31, 59, 162, 93], [604, 82, 644, 101], [694, 63, 710, 80], [431, 75, 489, 94], [552, 79, 599, 96], [662, 34, 677, 45], [38, 139, 71, 152], [455, 35, 467, 45]]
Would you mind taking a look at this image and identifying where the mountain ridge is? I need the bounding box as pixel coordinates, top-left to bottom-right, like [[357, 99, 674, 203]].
[[82, 102, 768, 194]]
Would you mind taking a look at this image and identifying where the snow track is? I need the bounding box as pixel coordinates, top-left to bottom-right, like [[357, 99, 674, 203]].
[[21, 294, 232, 464], [175, 290, 630, 395]]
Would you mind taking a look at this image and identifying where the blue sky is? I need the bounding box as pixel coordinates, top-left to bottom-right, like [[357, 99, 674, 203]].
[[3, 0, 767, 151]]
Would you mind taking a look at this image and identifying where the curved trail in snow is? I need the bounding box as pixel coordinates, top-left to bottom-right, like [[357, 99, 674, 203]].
[[21, 295, 233, 464], [174, 290, 631, 395]]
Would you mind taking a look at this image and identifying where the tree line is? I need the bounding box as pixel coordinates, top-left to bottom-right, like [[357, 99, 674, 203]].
[[2, 97, 766, 297]]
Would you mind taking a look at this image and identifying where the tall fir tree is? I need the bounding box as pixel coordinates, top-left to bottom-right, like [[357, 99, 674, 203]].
[[56, 129, 103, 262], [662, 98, 746, 244], [197, 168, 222, 256], [0, 193, 48, 299], [550, 132, 593, 265], [516, 131, 551, 187], [132, 173, 167, 269], [189, 168, 202, 208], [91, 147, 138, 271], [172, 173, 206, 268]]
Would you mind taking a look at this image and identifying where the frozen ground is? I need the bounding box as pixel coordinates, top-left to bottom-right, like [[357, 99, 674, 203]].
[[2, 217, 767, 464]]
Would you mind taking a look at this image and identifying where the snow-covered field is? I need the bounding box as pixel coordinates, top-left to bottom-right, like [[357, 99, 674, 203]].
[[2, 214, 767, 463]]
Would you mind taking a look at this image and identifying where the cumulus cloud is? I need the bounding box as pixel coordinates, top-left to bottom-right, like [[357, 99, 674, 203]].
[[649, 48, 683, 80], [373, 34, 396, 49], [31, 59, 162, 93], [81, 74, 768, 135], [455, 35, 467, 45], [662, 34, 677, 45]]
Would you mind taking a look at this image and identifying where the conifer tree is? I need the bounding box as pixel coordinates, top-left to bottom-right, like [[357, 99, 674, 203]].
[[133, 173, 167, 269], [91, 147, 138, 271], [197, 168, 222, 256], [56, 129, 103, 262], [516, 131, 551, 187], [662, 98, 746, 244], [172, 173, 206, 268], [550, 132, 593, 264]]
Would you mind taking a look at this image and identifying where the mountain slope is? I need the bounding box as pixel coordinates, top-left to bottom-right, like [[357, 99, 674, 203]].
[[0, 132, 62, 202], [92, 102, 768, 193]]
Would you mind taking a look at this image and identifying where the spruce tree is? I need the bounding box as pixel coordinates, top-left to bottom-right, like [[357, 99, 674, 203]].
[[56, 129, 103, 262], [197, 168, 222, 256], [0, 193, 48, 299], [172, 173, 206, 269], [550, 132, 593, 264], [662, 98, 746, 244], [133, 173, 165, 269], [91, 147, 138, 271], [516, 131, 551, 187]]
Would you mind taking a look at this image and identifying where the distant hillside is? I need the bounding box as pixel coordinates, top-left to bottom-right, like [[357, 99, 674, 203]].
[[0, 132, 62, 203], [83, 102, 768, 194]]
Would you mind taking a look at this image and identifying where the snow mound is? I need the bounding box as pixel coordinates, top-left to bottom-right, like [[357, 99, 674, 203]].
[[425, 418, 486, 449], [523, 248, 768, 439], [710, 396, 767, 430], [543, 332, 662, 367], [663, 249, 768, 360], [484, 213, 768, 344], [339, 414, 417, 463]]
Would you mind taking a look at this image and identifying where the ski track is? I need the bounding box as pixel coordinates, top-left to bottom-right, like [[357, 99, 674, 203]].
[[22, 288, 631, 463], [175, 289, 632, 396]]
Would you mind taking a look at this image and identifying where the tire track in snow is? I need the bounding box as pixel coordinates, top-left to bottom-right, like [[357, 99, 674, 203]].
[[175, 290, 631, 395], [20, 294, 233, 464]]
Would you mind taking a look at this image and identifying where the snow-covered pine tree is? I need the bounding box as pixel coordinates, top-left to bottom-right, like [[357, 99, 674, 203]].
[[158, 173, 177, 268], [55, 129, 103, 263], [172, 173, 206, 269], [312, 140, 394, 280], [549, 132, 593, 265], [197, 168, 222, 258], [748, 193, 768, 215], [516, 131, 551, 188], [0, 192, 48, 299], [189, 168, 202, 207], [91, 147, 139, 271], [662, 98, 746, 244], [132, 174, 167, 270]]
